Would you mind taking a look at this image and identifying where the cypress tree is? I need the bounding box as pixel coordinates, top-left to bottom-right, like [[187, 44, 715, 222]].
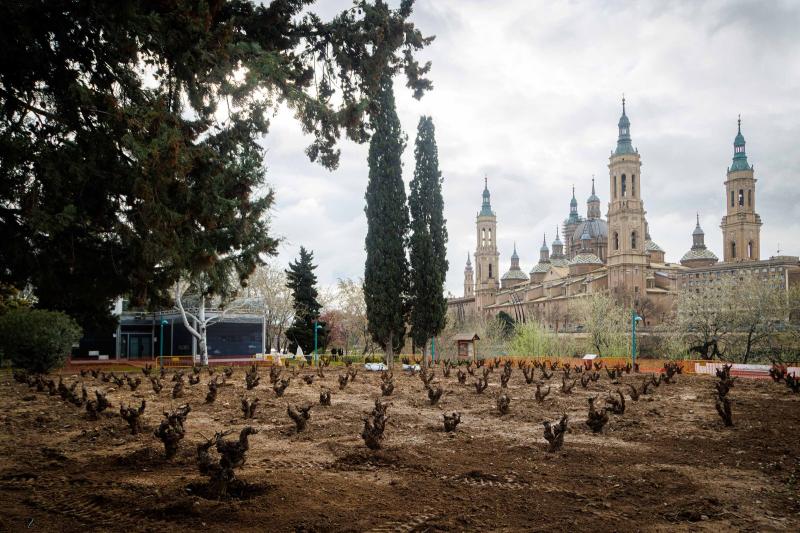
[[409, 116, 448, 363], [284, 247, 327, 355], [364, 74, 409, 366]]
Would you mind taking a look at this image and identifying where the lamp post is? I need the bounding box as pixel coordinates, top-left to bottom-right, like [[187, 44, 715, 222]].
[[159, 318, 169, 369], [313, 321, 322, 366], [631, 310, 642, 371]]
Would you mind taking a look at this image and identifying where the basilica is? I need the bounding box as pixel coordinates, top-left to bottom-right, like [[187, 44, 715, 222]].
[[449, 100, 799, 328]]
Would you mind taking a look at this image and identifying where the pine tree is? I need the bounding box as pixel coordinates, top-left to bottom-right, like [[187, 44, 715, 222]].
[[408, 116, 448, 363], [284, 247, 327, 355], [364, 74, 409, 366]]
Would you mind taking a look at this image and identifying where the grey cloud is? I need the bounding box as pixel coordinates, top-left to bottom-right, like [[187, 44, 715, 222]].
[[258, 0, 800, 294]]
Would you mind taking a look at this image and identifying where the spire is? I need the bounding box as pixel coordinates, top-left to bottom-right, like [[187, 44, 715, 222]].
[[540, 233, 548, 251], [479, 175, 494, 216], [511, 241, 519, 260], [692, 214, 707, 250], [693, 213, 704, 236], [587, 175, 601, 219], [566, 185, 581, 224], [730, 115, 749, 171], [466, 252, 472, 267], [552, 226, 562, 246], [614, 95, 635, 155]]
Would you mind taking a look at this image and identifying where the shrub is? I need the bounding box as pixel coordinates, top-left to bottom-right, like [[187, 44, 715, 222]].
[[0, 309, 82, 373]]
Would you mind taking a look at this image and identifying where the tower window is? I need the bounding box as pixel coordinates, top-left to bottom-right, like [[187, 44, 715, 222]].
[[738, 189, 744, 206], [632, 174, 636, 197], [481, 228, 485, 247], [748, 241, 753, 259], [613, 177, 617, 198], [613, 232, 619, 250], [748, 189, 752, 207], [488, 228, 492, 246], [731, 191, 734, 207], [731, 241, 737, 258], [621, 174, 627, 197], [631, 231, 637, 249], [488, 264, 493, 278]]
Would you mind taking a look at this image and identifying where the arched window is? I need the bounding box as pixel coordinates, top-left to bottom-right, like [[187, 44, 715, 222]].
[[631, 231, 637, 249], [621, 174, 627, 197], [488, 228, 492, 246], [731, 241, 737, 258], [631, 174, 636, 197], [481, 228, 485, 247], [731, 190, 734, 207], [613, 177, 617, 198], [747, 241, 753, 258], [748, 189, 752, 207], [738, 189, 744, 206], [488, 263, 493, 278], [613, 232, 619, 250]]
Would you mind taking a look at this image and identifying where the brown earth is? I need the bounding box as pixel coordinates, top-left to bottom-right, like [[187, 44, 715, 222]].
[[0, 363, 798, 532]]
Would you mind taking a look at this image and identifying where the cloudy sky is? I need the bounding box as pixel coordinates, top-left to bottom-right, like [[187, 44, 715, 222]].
[[261, 0, 800, 295]]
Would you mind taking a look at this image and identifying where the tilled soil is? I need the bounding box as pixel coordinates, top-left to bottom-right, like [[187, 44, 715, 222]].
[[0, 363, 798, 532]]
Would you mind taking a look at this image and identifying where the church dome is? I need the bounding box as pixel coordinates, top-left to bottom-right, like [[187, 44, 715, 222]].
[[645, 240, 664, 253], [501, 269, 529, 282], [680, 248, 719, 263], [529, 262, 551, 275], [569, 253, 603, 266], [571, 218, 608, 242]]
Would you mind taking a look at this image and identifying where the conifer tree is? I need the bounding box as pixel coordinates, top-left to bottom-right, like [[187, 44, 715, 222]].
[[364, 74, 409, 366], [408, 116, 448, 362], [285, 247, 327, 355], [0, 1, 432, 332]]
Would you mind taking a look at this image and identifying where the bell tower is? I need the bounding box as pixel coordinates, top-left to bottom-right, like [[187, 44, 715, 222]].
[[475, 177, 499, 310], [721, 116, 762, 262], [463, 253, 474, 297], [607, 97, 648, 296]]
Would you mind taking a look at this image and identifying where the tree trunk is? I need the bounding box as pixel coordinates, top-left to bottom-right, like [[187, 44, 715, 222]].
[[385, 332, 394, 369], [743, 329, 754, 363], [198, 298, 209, 366]]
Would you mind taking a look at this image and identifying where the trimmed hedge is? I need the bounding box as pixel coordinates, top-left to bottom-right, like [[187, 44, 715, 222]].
[[0, 308, 82, 373]]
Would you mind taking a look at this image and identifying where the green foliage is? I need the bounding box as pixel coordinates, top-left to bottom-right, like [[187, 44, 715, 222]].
[[438, 312, 510, 359], [0, 284, 33, 315], [0, 309, 82, 373], [408, 116, 448, 351], [508, 322, 556, 357], [364, 74, 409, 359], [569, 294, 629, 357], [0, 0, 432, 332], [284, 247, 327, 354]]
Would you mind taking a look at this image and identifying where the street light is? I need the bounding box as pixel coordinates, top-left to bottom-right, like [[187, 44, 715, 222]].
[[631, 310, 643, 370], [159, 318, 169, 369], [313, 321, 323, 366]]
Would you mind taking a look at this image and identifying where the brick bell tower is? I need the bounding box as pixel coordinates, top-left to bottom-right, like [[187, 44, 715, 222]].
[[721, 116, 762, 262], [475, 177, 499, 310], [606, 97, 648, 297]]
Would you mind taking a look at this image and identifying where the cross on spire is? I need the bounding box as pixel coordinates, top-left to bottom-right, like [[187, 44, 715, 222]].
[[738, 114, 741, 133], [622, 93, 626, 114]]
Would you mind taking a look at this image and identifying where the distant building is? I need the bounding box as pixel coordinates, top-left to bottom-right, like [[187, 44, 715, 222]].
[[448, 100, 799, 328]]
